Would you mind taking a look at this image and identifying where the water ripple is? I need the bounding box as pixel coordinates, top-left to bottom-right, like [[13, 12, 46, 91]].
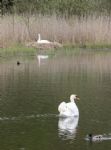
[[0, 114, 58, 122]]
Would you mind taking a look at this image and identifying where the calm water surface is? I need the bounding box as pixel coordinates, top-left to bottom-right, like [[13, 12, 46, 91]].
[[0, 49, 111, 150]]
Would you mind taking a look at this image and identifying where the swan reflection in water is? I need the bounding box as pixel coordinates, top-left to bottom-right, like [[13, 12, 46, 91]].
[[37, 54, 49, 67], [58, 116, 79, 140]]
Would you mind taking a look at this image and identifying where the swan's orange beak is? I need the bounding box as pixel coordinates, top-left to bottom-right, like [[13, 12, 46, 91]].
[[76, 95, 80, 100]]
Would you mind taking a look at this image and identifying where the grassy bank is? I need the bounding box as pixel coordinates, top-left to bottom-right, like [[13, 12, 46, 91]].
[[0, 44, 36, 56], [0, 14, 111, 48]]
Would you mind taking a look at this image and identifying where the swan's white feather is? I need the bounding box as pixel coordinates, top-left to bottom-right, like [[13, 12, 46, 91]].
[[37, 34, 51, 44], [58, 102, 67, 113], [58, 94, 79, 117]]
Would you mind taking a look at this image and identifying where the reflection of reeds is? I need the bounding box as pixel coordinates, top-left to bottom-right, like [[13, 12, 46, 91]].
[[46, 53, 111, 76], [1, 52, 111, 77], [0, 15, 111, 47]]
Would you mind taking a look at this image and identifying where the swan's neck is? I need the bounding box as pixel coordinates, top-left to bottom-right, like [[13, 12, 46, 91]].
[[70, 98, 75, 103], [38, 34, 41, 41]]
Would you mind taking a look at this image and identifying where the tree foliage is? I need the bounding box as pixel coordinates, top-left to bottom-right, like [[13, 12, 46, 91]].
[[0, 0, 111, 16]]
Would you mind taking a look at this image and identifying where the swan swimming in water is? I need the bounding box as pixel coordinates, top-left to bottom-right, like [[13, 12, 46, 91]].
[[58, 94, 79, 117], [37, 33, 51, 44]]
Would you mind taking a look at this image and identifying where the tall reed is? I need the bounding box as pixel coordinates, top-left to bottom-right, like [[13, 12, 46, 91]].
[[0, 14, 111, 47]]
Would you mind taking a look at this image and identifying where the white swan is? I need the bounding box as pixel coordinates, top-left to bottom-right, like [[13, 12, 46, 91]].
[[58, 116, 79, 140], [37, 33, 51, 44], [58, 94, 79, 117]]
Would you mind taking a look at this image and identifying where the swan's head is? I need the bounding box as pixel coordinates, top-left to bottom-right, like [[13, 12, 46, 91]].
[[70, 94, 80, 102]]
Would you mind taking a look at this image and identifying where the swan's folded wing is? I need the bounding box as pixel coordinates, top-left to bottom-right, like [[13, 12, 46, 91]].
[[66, 103, 79, 116], [58, 102, 67, 113]]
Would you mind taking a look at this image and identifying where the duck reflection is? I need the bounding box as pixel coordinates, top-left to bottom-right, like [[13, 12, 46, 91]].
[[58, 116, 79, 140]]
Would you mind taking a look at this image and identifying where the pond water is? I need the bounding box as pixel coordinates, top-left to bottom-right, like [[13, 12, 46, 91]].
[[0, 49, 111, 150]]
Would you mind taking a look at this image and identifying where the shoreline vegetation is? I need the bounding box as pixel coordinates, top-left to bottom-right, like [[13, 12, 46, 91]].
[[0, 14, 111, 51], [0, 0, 111, 51]]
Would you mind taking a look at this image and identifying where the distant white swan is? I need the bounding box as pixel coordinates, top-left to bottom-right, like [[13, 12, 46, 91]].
[[58, 94, 79, 117], [37, 33, 51, 44], [58, 116, 79, 140]]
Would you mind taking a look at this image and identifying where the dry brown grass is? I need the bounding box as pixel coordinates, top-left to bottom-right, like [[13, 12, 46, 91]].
[[0, 14, 111, 47]]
